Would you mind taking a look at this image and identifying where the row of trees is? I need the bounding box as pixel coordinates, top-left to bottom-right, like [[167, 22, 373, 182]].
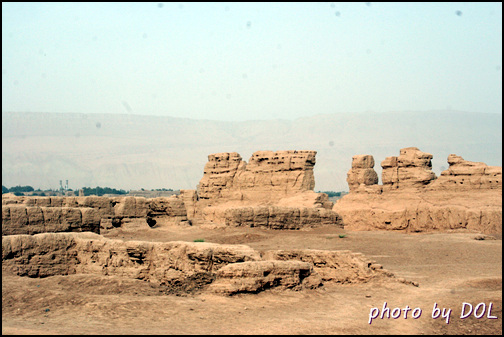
[[318, 191, 347, 197], [2, 186, 178, 196], [2, 185, 35, 195], [2, 185, 126, 196], [80, 187, 127, 196]]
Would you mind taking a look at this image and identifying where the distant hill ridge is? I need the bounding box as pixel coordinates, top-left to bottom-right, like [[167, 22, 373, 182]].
[[2, 111, 501, 191]]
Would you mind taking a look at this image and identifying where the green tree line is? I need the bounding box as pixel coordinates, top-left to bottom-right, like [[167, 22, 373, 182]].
[[318, 191, 346, 197], [2, 185, 34, 194], [81, 186, 127, 196], [2, 185, 127, 196]]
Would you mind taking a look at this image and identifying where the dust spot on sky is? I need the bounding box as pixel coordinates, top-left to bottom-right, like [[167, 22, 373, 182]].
[[96, 122, 101, 129], [329, 141, 335, 147], [246, 21, 251, 28], [122, 101, 133, 113], [455, 10, 462, 16], [335, 11, 341, 17], [157, 3, 164, 9]]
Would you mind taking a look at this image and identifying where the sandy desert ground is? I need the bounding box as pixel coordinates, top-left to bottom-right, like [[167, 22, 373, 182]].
[[2, 220, 502, 335]]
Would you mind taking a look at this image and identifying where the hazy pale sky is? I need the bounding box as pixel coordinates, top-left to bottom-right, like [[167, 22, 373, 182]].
[[2, 2, 502, 121]]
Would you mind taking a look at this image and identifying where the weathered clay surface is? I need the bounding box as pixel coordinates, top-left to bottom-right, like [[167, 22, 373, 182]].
[[208, 260, 316, 294], [334, 148, 502, 234], [197, 152, 245, 200], [221, 206, 341, 229], [197, 150, 317, 203], [334, 190, 502, 234], [2, 233, 259, 290], [346, 155, 379, 192], [179, 189, 198, 220], [194, 150, 341, 228], [2, 232, 398, 295], [381, 147, 437, 190], [2, 196, 189, 236], [427, 154, 502, 190]]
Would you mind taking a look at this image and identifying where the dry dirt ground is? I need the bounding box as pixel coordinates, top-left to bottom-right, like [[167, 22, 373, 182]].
[[2, 221, 502, 335]]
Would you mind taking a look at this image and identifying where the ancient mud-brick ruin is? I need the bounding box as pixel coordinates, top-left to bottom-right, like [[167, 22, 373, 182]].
[[2, 147, 501, 295], [190, 150, 339, 228], [2, 147, 502, 236], [2, 150, 339, 236], [2, 195, 188, 236], [198, 150, 317, 199], [335, 147, 502, 233], [2, 231, 401, 295], [3, 147, 502, 236]]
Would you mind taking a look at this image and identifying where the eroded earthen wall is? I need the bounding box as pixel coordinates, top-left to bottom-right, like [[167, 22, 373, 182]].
[[197, 150, 317, 203], [2, 195, 188, 236], [2, 232, 399, 295], [194, 150, 341, 228], [335, 147, 502, 234]]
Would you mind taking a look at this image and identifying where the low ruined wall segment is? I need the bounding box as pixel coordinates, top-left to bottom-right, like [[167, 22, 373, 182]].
[[2, 196, 189, 236], [2, 232, 399, 295], [223, 206, 342, 229]]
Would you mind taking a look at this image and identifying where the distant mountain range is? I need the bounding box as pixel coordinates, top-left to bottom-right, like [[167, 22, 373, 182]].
[[2, 111, 502, 192]]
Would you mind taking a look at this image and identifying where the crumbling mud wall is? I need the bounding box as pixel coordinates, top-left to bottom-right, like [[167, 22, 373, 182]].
[[221, 206, 340, 229], [2, 195, 189, 236], [192, 150, 342, 228], [197, 150, 317, 202], [2, 232, 403, 295], [428, 154, 502, 190], [334, 147, 502, 234], [382, 147, 437, 190]]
